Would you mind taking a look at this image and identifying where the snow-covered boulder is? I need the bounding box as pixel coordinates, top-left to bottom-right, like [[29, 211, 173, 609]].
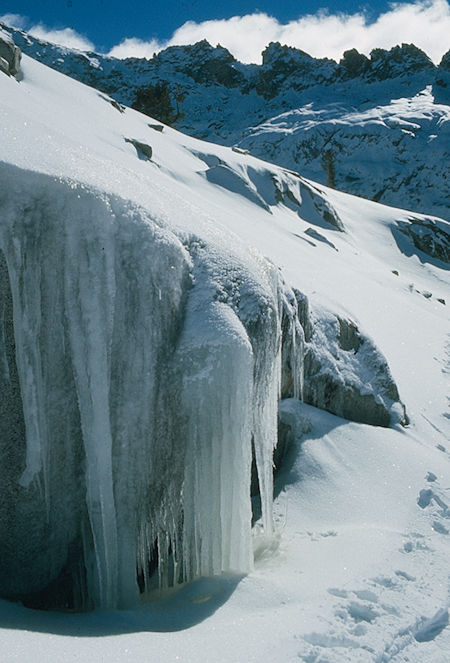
[[279, 290, 407, 428], [0, 29, 21, 77]]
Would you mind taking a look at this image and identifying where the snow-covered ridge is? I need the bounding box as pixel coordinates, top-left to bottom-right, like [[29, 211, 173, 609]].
[[1, 22, 449, 220]]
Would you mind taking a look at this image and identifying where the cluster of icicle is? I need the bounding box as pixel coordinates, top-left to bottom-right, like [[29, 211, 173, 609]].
[[0, 169, 306, 610]]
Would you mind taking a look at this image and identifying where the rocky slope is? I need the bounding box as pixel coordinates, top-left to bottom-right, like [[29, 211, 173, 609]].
[[2, 22, 449, 219]]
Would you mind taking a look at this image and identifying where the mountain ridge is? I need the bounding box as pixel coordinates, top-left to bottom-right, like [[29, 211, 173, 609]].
[[2, 21, 449, 222]]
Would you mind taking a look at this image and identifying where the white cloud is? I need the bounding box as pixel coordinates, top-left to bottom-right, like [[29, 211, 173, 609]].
[[108, 37, 162, 60], [28, 24, 94, 52], [0, 13, 28, 29], [0, 14, 95, 52], [109, 0, 450, 65]]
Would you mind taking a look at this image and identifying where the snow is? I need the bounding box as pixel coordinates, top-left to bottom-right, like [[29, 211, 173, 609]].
[[238, 86, 450, 221], [0, 50, 449, 662]]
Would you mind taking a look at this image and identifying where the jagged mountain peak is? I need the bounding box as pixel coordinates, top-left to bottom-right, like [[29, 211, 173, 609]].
[[1, 21, 439, 81], [150, 39, 248, 89], [440, 48, 450, 70], [153, 39, 236, 63], [368, 42, 435, 79], [338, 48, 370, 78], [262, 41, 320, 65]]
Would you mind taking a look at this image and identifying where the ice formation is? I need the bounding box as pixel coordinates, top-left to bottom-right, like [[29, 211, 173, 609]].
[[0, 164, 409, 611], [0, 165, 303, 610]]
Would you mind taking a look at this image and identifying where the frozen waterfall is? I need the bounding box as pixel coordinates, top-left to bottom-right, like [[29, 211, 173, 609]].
[[0, 166, 303, 610]]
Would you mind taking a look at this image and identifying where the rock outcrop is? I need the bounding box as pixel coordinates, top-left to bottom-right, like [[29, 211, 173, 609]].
[[0, 29, 21, 77], [280, 289, 407, 428], [434, 49, 450, 104], [394, 217, 450, 265]]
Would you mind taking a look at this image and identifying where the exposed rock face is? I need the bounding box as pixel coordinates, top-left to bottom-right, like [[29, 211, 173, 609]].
[[162, 39, 246, 88], [124, 137, 153, 160], [338, 49, 370, 79], [434, 49, 450, 104], [256, 42, 335, 99], [367, 43, 434, 81], [394, 217, 450, 265], [0, 29, 21, 77], [439, 49, 450, 70]]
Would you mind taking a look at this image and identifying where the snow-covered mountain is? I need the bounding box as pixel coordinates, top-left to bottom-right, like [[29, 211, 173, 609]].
[[2, 22, 450, 221], [0, 30, 449, 663]]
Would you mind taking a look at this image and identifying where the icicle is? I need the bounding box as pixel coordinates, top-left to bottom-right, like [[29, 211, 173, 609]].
[[291, 316, 305, 401], [0, 226, 54, 518], [246, 266, 283, 539], [1, 169, 299, 609], [64, 210, 119, 609], [252, 349, 281, 538], [178, 297, 254, 581]]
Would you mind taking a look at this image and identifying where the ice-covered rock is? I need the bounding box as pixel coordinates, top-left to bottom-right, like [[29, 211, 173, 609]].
[[0, 163, 406, 610], [0, 164, 291, 610]]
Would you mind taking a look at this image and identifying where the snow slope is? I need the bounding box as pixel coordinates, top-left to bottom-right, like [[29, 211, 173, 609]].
[[0, 46, 449, 662], [238, 86, 450, 222]]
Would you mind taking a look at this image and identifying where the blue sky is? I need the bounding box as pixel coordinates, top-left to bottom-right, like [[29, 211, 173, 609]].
[[1, 0, 449, 63], [1, 1, 392, 50]]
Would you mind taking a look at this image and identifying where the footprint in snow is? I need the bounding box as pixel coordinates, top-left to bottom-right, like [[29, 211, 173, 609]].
[[328, 588, 348, 598], [432, 520, 449, 534], [394, 570, 416, 581], [379, 610, 449, 662], [417, 488, 448, 512], [352, 589, 378, 603], [413, 608, 449, 642], [372, 575, 398, 589], [417, 484, 450, 535], [302, 631, 360, 649], [347, 601, 379, 623], [400, 530, 430, 553]]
